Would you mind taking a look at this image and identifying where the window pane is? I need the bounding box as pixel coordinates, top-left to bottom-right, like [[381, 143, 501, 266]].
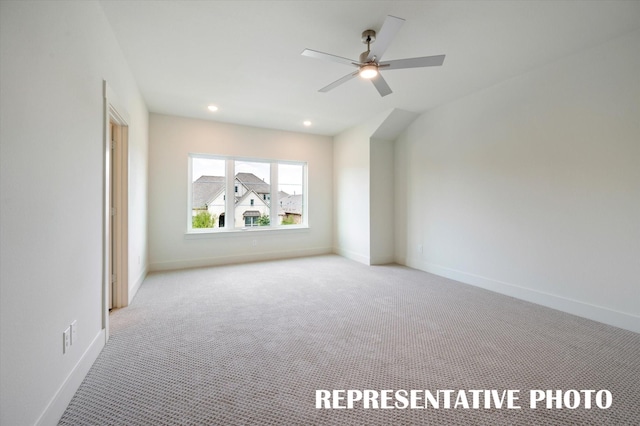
[[189, 155, 307, 232], [191, 157, 225, 229], [235, 161, 271, 228], [278, 163, 303, 225]]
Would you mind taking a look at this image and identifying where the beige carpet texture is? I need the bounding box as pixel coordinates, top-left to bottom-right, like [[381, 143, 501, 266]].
[[60, 255, 640, 425]]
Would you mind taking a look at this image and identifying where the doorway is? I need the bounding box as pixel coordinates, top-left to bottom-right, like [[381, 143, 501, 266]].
[[108, 120, 128, 311], [103, 81, 129, 340]]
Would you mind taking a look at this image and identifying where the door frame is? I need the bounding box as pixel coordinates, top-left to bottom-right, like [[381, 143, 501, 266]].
[[103, 81, 129, 341]]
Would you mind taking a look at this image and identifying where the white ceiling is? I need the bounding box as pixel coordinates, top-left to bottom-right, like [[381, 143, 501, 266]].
[[99, 1, 640, 136]]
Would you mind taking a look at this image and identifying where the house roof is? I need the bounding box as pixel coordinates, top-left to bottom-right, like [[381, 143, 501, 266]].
[[193, 173, 302, 215], [193, 173, 271, 209], [236, 172, 270, 195], [192, 175, 224, 209]]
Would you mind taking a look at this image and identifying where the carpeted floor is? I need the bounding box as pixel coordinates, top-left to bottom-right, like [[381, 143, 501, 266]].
[[60, 255, 640, 425]]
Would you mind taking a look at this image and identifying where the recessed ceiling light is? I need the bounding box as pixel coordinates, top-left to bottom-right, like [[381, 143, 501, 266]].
[[207, 105, 219, 112], [303, 120, 312, 127]]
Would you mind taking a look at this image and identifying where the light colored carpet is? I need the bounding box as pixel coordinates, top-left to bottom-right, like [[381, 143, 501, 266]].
[[60, 255, 640, 425]]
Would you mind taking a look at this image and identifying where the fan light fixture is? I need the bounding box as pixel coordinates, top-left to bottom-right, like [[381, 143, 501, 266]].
[[359, 64, 378, 79], [301, 15, 446, 97]]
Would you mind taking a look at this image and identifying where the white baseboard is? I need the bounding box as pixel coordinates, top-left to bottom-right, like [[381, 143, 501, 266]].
[[128, 265, 147, 305], [149, 246, 332, 272], [35, 329, 105, 426], [333, 247, 370, 265], [370, 254, 395, 265], [404, 256, 640, 334]]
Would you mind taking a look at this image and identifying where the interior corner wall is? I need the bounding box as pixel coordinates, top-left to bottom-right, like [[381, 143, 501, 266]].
[[148, 114, 333, 271], [333, 124, 372, 264], [334, 110, 408, 266], [128, 108, 150, 303], [395, 29, 640, 333], [370, 138, 395, 265], [0, 1, 149, 425]]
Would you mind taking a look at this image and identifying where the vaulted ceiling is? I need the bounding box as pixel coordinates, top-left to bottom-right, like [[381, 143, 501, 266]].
[[99, 1, 640, 136]]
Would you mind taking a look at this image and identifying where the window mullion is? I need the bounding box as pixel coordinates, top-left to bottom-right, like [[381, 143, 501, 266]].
[[303, 163, 308, 226], [225, 159, 235, 229], [270, 161, 278, 227], [187, 155, 193, 231]]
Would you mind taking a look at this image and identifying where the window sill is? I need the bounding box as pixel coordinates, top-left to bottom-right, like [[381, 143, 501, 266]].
[[184, 225, 309, 239]]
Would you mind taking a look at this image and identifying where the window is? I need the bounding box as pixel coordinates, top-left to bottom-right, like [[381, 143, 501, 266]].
[[188, 154, 307, 232], [235, 160, 270, 229], [278, 163, 304, 225], [190, 157, 225, 229], [244, 213, 259, 227]]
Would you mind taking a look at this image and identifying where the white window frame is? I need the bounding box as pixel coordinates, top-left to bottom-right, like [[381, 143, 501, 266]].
[[187, 153, 308, 234]]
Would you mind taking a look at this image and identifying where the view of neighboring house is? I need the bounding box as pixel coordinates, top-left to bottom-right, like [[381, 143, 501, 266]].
[[192, 172, 302, 227], [279, 192, 303, 224]]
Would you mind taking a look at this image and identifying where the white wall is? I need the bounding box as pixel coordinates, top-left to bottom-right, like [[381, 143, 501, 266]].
[[0, 1, 148, 425], [128, 103, 150, 302], [370, 138, 395, 264], [333, 123, 372, 264], [395, 30, 640, 332], [148, 114, 333, 271], [334, 109, 417, 265]]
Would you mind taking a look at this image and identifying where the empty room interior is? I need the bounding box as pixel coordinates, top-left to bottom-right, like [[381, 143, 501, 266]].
[[1, 1, 639, 425]]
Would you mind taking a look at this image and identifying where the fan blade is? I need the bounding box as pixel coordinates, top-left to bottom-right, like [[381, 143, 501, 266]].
[[371, 74, 392, 97], [301, 49, 359, 67], [318, 71, 359, 93], [366, 15, 405, 61], [379, 55, 445, 70]]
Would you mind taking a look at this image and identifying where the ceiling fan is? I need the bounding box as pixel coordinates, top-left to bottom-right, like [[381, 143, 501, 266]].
[[301, 15, 445, 97]]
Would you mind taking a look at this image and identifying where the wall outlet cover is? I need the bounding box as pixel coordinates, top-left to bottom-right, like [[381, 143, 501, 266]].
[[70, 320, 77, 345], [63, 327, 71, 354]]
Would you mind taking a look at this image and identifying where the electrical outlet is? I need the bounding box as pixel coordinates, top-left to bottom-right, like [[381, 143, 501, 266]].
[[63, 327, 71, 354], [252, 239, 257, 247], [418, 244, 423, 253], [70, 320, 77, 345]]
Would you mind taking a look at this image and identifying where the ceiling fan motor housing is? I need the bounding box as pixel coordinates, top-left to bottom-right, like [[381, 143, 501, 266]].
[[359, 51, 373, 64]]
